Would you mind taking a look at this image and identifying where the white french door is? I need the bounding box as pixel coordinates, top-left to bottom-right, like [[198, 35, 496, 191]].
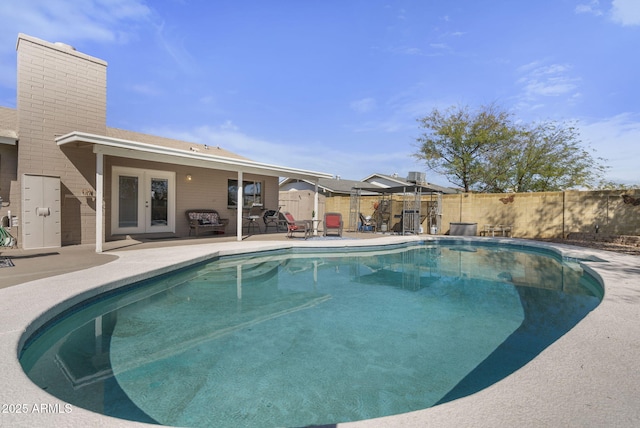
[[111, 167, 175, 234]]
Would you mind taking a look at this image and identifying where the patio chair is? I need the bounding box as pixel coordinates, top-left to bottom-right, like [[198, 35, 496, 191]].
[[263, 206, 285, 232], [323, 212, 343, 237], [243, 204, 263, 234], [358, 213, 377, 232], [284, 212, 311, 239]]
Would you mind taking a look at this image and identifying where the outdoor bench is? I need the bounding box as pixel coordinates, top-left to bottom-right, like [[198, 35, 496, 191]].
[[186, 209, 229, 236], [482, 224, 513, 237]]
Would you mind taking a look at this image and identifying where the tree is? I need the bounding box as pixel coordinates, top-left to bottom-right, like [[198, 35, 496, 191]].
[[415, 104, 607, 192], [495, 121, 607, 192], [414, 104, 518, 192]]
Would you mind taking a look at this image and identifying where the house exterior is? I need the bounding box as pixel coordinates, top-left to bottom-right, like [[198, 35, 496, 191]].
[[360, 172, 458, 194], [279, 176, 377, 196], [0, 34, 331, 251], [280, 173, 457, 196]]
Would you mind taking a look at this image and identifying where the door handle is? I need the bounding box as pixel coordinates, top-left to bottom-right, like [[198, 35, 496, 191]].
[[36, 207, 51, 217]]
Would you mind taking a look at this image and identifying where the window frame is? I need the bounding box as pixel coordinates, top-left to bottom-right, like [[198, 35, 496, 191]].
[[227, 179, 263, 208]]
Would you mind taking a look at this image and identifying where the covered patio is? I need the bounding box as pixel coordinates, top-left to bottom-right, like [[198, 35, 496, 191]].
[[56, 131, 333, 252]]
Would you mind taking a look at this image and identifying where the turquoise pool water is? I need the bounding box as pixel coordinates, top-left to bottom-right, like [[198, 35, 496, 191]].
[[20, 242, 602, 427]]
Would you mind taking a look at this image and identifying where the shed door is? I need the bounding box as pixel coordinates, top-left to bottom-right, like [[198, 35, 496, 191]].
[[21, 175, 61, 249]]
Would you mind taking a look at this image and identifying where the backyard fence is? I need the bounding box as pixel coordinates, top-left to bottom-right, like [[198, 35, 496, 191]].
[[321, 189, 640, 238]]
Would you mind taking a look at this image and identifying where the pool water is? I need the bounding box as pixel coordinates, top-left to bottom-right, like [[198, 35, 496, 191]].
[[20, 242, 602, 427]]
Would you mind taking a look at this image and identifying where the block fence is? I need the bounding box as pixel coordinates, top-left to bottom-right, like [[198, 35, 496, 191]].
[[322, 189, 640, 238]]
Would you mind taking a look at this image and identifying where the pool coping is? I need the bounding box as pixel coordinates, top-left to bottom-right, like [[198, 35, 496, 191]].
[[1, 235, 639, 427]]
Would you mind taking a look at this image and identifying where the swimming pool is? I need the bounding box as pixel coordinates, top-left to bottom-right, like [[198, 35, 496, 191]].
[[19, 241, 602, 427]]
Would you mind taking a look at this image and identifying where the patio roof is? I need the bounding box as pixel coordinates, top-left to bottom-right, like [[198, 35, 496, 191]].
[[56, 131, 333, 181]]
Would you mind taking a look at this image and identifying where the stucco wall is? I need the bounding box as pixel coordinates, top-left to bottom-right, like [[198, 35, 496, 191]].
[[324, 189, 640, 238], [440, 190, 640, 238], [440, 192, 564, 238]]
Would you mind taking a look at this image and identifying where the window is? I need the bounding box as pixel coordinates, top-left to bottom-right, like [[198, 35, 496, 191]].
[[228, 179, 262, 207]]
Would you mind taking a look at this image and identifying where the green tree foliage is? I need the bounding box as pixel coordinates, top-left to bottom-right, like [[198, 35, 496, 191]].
[[415, 104, 607, 193], [414, 104, 517, 192]]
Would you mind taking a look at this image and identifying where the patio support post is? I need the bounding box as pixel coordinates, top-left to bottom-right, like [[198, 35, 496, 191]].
[[236, 170, 243, 241], [95, 152, 104, 253], [314, 181, 319, 236]]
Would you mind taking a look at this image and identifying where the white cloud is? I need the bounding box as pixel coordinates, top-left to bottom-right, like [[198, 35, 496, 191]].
[[388, 46, 423, 56], [521, 77, 579, 97], [131, 83, 161, 96], [580, 113, 640, 184], [516, 62, 581, 108], [150, 122, 340, 174], [350, 98, 377, 113], [611, 0, 640, 26], [575, 0, 604, 16], [152, 20, 200, 75], [0, 0, 151, 49], [0, 0, 152, 91], [148, 122, 426, 182], [219, 120, 239, 132], [429, 43, 449, 50], [576, 0, 640, 26]]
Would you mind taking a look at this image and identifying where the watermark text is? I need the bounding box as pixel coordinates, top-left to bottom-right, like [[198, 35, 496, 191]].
[[2, 403, 72, 414]]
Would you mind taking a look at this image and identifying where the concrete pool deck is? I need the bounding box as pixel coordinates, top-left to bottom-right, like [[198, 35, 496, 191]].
[[1, 234, 639, 427]]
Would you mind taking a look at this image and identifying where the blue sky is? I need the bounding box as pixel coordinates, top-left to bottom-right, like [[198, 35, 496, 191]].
[[1, 0, 639, 187]]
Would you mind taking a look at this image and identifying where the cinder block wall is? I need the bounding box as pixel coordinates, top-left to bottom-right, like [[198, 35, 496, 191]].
[[325, 189, 640, 238], [440, 192, 565, 238], [16, 34, 107, 245], [440, 190, 640, 238]]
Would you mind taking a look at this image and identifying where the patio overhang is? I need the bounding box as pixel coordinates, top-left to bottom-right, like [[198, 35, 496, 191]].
[[56, 131, 333, 251], [56, 131, 333, 181]]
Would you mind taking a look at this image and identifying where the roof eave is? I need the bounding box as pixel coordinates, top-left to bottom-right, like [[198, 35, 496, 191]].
[[56, 131, 333, 181]]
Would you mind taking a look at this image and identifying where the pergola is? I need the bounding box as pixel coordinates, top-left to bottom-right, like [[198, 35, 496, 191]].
[[350, 184, 444, 235]]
